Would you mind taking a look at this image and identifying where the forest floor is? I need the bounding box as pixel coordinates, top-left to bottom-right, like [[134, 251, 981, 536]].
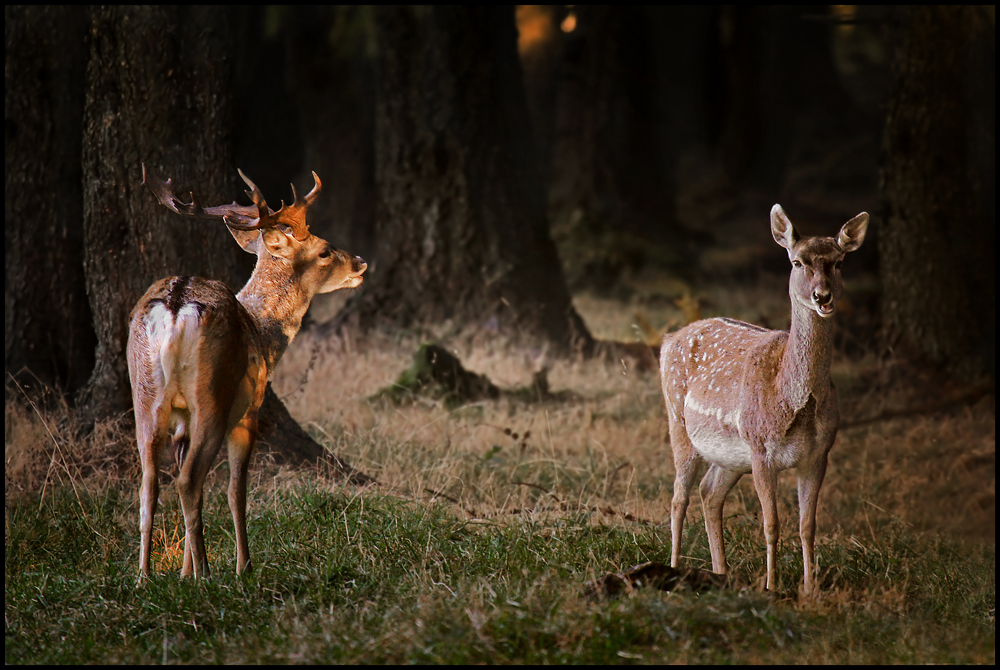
[[4, 196, 995, 663]]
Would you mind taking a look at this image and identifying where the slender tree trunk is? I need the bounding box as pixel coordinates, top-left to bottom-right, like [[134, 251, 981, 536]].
[[545, 6, 695, 290], [78, 6, 248, 417], [880, 6, 995, 381], [336, 6, 590, 351], [549, 7, 674, 235], [706, 5, 762, 186], [5, 6, 94, 396]]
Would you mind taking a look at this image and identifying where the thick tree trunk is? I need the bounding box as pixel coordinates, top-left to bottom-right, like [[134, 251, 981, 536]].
[[78, 6, 249, 417], [5, 6, 94, 396], [880, 6, 995, 381], [335, 6, 590, 351]]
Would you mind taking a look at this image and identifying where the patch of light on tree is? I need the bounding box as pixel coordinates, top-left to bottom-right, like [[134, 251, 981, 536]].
[[831, 5, 857, 36], [516, 6, 554, 56], [561, 10, 577, 34]]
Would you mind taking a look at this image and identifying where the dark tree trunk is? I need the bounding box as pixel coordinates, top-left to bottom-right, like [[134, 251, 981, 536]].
[[5, 6, 94, 396], [230, 6, 305, 222], [230, 6, 376, 285], [880, 6, 995, 382], [335, 6, 590, 351], [284, 6, 377, 263], [705, 5, 762, 187], [515, 5, 566, 192], [547, 7, 682, 253], [78, 6, 249, 417]]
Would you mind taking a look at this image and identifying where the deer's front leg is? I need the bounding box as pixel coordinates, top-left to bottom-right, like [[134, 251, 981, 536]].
[[797, 453, 829, 595], [227, 412, 257, 575], [751, 452, 780, 591]]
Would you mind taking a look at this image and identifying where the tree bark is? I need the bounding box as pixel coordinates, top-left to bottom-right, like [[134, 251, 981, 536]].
[[705, 5, 762, 187], [78, 6, 249, 417], [334, 6, 590, 352], [5, 6, 94, 396], [880, 6, 995, 381]]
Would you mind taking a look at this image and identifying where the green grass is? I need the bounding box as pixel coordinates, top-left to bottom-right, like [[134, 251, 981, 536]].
[[6, 478, 994, 664]]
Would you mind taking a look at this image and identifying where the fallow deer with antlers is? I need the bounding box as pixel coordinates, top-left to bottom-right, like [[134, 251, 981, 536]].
[[127, 165, 366, 579], [660, 205, 868, 594]]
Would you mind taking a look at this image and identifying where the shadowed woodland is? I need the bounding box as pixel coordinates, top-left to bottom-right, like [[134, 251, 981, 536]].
[[6, 5, 994, 440], [4, 5, 996, 664]]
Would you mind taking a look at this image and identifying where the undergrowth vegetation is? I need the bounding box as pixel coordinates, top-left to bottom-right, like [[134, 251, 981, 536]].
[[5, 274, 995, 664]]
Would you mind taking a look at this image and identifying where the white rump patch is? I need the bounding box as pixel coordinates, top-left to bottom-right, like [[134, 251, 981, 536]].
[[146, 303, 203, 405]]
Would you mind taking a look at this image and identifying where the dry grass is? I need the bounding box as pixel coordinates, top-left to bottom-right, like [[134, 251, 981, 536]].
[[4, 381, 136, 501], [272, 326, 670, 528], [268, 291, 995, 556]]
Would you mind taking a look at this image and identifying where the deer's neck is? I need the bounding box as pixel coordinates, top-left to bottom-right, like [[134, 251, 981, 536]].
[[779, 301, 834, 410], [237, 260, 312, 371]]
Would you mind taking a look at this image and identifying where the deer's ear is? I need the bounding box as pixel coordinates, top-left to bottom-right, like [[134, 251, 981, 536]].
[[837, 212, 869, 253], [227, 226, 261, 254], [261, 227, 296, 259], [770, 204, 799, 252]]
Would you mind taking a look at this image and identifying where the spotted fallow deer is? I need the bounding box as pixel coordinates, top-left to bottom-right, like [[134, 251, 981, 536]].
[[127, 165, 366, 579], [660, 205, 868, 594]]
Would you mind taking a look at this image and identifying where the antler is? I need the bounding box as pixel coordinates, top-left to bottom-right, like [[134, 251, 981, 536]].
[[142, 164, 266, 228], [142, 164, 321, 240], [235, 169, 321, 241]]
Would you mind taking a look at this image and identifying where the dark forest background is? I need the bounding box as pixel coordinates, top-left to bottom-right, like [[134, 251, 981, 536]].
[[5, 6, 995, 436]]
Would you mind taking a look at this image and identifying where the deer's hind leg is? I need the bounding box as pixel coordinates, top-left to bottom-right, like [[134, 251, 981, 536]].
[[136, 401, 171, 580], [226, 410, 258, 576], [699, 464, 743, 575], [176, 403, 227, 579]]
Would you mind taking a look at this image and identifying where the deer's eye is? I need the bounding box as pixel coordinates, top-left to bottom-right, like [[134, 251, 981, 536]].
[[318, 247, 333, 259], [792, 259, 803, 268]]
